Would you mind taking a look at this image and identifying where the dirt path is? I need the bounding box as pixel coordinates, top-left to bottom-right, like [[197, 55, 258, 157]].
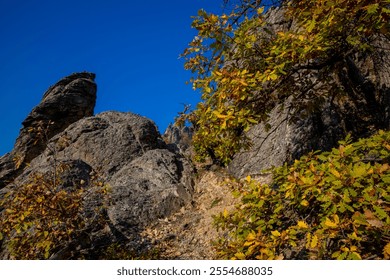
[[142, 169, 239, 259]]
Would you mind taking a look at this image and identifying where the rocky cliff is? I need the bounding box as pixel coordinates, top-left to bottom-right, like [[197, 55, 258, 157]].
[[0, 73, 194, 259]]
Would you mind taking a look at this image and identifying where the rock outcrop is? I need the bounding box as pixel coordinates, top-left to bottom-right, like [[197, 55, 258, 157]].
[[0, 73, 194, 259], [228, 8, 390, 178], [0, 72, 97, 189], [163, 124, 193, 155]]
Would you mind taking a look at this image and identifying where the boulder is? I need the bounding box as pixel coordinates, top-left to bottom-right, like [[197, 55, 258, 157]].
[[108, 148, 194, 236]]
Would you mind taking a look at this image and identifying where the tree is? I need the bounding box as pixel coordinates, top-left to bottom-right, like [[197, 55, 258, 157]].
[[180, 0, 390, 165]]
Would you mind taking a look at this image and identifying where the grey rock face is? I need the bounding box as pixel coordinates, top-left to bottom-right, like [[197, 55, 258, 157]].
[[31, 111, 195, 237], [108, 149, 194, 236], [228, 8, 390, 178], [38, 111, 167, 179]]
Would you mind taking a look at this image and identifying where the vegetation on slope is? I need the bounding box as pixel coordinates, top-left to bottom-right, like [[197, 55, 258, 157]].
[[214, 131, 390, 259]]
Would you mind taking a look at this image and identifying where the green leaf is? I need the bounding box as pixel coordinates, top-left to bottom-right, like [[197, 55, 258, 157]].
[[350, 164, 367, 178], [306, 20, 316, 32], [366, 4, 379, 14], [317, 154, 328, 162], [373, 205, 388, 220]]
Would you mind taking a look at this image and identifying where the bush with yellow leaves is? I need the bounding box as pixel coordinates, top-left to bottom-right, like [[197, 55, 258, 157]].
[[214, 131, 390, 259], [0, 161, 110, 259]]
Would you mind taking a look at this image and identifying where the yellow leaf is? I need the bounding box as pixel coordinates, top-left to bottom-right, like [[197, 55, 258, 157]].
[[310, 234, 318, 248], [213, 111, 227, 119], [331, 251, 341, 258], [380, 163, 390, 173], [324, 217, 338, 228], [221, 120, 227, 129], [271, 230, 281, 237], [246, 232, 256, 241], [245, 175, 251, 183], [268, 72, 278, 81], [330, 169, 341, 179], [384, 242, 390, 259], [223, 209, 229, 219], [297, 220, 309, 229], [244, 240, 255, 247], [239, 80, 248, 86], [350, 232, 359, 240], [300, 200, 309, 207], [257, 7, 265, 15], [234, 252, 246, 260], [333, 214, 339, 224], [350, 252, 362, 260], [351, 165, 367, 178], [305, 232, 312, 249], [341, 246, 349, 252]]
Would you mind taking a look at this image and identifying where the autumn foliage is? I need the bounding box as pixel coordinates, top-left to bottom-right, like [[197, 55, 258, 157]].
[[180, 0, 390, 164], [0, 162, 109, 259]]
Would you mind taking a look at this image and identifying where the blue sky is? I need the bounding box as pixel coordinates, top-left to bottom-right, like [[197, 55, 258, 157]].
[[0, 0, 224, 156]]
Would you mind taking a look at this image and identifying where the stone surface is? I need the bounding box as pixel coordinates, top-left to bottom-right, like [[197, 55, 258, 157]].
[[36, 111, 167, 179], [108, 148, 194, 237]]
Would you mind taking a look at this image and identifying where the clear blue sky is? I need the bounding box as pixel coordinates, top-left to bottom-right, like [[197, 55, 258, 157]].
[[0, 0, 224, 156]]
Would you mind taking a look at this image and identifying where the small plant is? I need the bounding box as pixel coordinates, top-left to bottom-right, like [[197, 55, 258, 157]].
[[214, 131, 390, 260]]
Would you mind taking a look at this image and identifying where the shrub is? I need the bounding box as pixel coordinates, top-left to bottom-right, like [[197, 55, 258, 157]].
[[0, 162, 109, 259], [214, 131, 390, 259]]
